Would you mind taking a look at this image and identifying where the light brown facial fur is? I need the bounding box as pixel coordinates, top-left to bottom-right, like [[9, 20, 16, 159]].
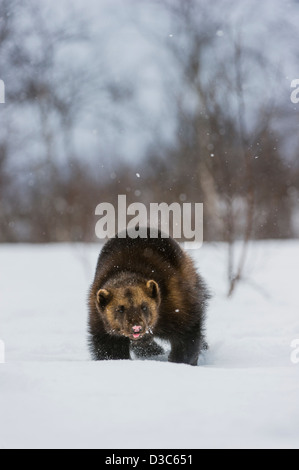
[[95, 280, 160, 340]]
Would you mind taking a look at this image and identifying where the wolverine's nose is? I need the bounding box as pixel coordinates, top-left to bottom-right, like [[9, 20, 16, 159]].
[[132, 325, 142, 333]]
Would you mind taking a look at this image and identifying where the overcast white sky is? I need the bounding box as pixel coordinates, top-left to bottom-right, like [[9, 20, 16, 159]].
[[1, 0, 299, 168]]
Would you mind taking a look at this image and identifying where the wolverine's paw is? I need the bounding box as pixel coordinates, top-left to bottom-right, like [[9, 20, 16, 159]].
[[131, 339, 165, 358]]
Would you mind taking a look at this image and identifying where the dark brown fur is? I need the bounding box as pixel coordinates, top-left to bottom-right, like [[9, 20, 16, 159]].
[[88, 228, 210, 365]]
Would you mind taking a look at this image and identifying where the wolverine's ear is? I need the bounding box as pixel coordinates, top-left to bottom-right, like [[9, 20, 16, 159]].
[[146, 280, 160, 301], [96, 289, 112, 309]]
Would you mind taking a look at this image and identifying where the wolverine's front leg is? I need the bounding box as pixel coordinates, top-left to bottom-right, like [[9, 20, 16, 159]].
[[168, 330, 203, 366], [131, 336, 165, 358], [89, 333, 130, 361]]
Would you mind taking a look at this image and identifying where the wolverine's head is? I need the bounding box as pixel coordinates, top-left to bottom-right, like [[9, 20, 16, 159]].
[[95, 279, 161, 340]]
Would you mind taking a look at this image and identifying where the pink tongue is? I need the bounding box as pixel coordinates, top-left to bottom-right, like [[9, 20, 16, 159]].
[[133, 333, 140, 339]]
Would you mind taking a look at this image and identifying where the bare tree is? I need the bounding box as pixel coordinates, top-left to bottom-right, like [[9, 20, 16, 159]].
[[152, 0, 290, 296]]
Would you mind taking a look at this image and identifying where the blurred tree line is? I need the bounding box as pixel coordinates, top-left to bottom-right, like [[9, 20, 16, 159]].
[[0, 0, 298, 250]]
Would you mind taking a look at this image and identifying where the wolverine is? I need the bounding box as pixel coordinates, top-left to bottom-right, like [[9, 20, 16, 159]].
[[88, 228, 210, 366]]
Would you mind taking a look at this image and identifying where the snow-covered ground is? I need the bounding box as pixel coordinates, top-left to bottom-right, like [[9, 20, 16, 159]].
[[0, 241, 298, 449]]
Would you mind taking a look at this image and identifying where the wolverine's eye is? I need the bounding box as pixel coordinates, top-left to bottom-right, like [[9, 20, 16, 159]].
[[117, 306, 125, 314], [141, 305, 148, 313]]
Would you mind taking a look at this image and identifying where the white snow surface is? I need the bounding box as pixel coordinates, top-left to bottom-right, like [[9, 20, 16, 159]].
[[0, 241, 298, 449]]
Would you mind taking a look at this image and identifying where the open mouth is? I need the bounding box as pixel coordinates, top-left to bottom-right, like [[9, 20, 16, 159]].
[[132, 332, 142, 340]]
